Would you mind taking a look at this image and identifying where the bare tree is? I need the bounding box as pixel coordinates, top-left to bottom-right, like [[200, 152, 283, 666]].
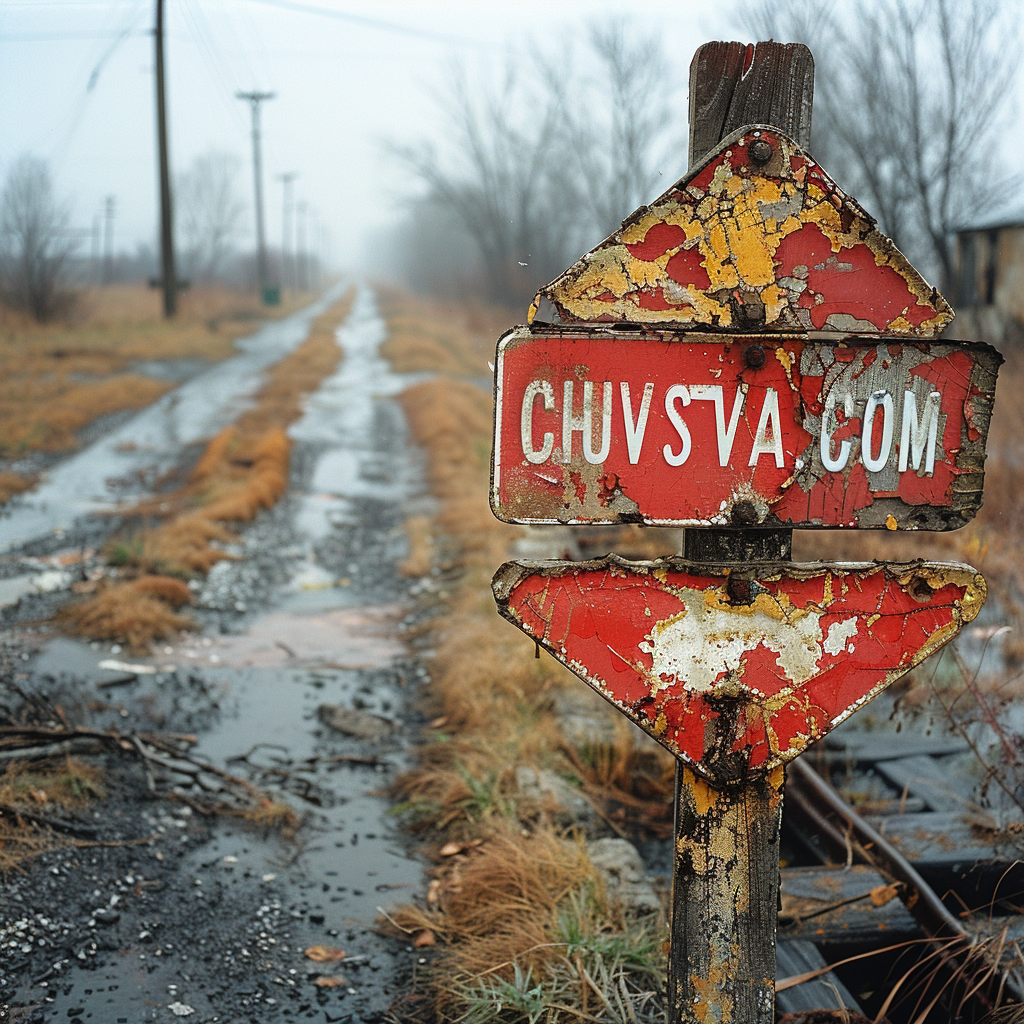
[[392, 23, 678, 306], [176, 150, 246, 283], [0, 155, 76, 321], [553, 21, 676, 239], [744, 0, 1018, 295]]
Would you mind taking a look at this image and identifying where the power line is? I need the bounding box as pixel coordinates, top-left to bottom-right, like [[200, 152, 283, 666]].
[[242, 0, 490, 47], [0, 30, 148, 41]]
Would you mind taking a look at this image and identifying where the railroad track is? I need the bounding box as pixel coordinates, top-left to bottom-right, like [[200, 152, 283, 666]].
[[775, 731, 1024, 1022]]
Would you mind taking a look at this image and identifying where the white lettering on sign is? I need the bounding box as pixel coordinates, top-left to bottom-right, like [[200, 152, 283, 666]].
[[862, 390, 895, 473], [748, 388, 784, 468], [521, 380, 555, 464], [621, 382, 654, 465], [690, 385, 746, 466], [518, 379, 943, 475], [663, 384, 692, 467], [562, 380, 613, 465], [821, 390, 854, 472], [899, 390, 942, 474]]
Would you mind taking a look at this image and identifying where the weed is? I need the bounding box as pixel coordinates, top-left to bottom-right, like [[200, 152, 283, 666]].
[[455, 963, 547, 1023]]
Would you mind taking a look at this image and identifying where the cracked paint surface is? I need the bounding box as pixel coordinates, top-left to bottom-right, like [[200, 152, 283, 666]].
[[491, 328, 1000, 529], [531, 126, 951, 336], [492, 555, 985, 783]]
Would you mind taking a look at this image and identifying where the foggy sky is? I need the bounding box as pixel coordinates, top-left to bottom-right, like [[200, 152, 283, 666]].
[[0, 0, 734, 272]]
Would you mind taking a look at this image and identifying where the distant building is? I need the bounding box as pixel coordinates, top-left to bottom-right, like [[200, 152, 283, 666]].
[[952, 218, 1024, 343]]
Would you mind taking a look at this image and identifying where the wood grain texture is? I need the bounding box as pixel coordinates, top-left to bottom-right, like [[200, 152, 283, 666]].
[[669, 766, 783, 1023], [689, 42, 814, 166]]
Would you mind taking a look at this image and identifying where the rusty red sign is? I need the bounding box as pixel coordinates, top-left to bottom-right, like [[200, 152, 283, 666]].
[[493, 556, 984, 782], [491, 330, 1000, 530]]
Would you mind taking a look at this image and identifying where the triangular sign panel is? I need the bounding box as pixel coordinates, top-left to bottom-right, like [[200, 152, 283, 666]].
[[494, 556, 983, 783], [531, 125, 952, 337]]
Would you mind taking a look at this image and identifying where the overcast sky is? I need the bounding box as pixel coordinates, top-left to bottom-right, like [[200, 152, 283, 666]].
[[1, 0, 742, 270], [4, 1, 1023, 274]]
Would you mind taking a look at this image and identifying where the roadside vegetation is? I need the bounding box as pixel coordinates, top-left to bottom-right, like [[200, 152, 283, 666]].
[[57, 287, 354, 651], [377, 285, 1024, 1022], [376, 288, 677, 1022], [0, 283, 315, 504]]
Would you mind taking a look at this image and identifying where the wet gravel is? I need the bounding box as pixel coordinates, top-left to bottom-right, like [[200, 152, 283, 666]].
[[0, 287, 438, 1023]]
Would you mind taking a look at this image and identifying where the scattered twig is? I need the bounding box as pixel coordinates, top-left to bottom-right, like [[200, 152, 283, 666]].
[[0, 803, 101, 839]]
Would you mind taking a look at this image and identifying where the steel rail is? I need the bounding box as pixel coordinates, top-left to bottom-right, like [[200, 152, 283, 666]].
[[787, 758, 1024, 1008]]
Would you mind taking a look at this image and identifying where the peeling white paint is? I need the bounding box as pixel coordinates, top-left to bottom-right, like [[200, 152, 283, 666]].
[[639, 592, 824, 693], [823, 617, 859, 656]]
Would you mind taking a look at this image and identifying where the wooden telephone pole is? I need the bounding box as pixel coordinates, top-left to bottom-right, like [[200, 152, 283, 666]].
[[237, 90, 276, 303], [154, 0, 177, 317]]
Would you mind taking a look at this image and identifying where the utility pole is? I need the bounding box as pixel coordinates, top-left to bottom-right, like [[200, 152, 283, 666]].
[[91, 212, 102, 284], [296, 199, 307, 293], [154, 0, 177, 317], [277, 171, 298, 293], [103, 195, 115, 284], [237, 90, 276, 303]]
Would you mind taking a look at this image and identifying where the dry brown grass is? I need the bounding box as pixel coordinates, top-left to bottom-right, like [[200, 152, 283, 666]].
[[0, 470, 36, 504], [400, 515, 435, 577], [61, 290, 355, 649], [379, 291, 672, 1021], [0, 284, 315, 470], [235, 797, 300, 839], [0, 757, 106, 873], [376, 284, 508, 378], [59, 576, 195, 651]]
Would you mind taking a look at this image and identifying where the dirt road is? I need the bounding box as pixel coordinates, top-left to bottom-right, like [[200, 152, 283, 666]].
[[0, 286, 432, 1022]]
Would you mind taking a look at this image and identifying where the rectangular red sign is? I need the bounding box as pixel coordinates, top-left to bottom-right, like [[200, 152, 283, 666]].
[[490, 327, 1000, 530]]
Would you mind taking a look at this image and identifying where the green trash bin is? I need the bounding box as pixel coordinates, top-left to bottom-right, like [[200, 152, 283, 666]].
[[262, 285, 281, 306]]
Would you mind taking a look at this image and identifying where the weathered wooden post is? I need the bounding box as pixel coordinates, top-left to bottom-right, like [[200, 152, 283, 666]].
[[489, 40, 1000, 1024]]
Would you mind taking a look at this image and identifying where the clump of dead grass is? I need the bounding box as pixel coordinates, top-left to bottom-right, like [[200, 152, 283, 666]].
[[383, 827, 664, 1022], [0, 757, 106, 873], [400, 515, 435, 577], [59, 289, 355, 649], [59, 576, 195, 651], [0, 470, 36, 504], [234, 797, 300, 839]]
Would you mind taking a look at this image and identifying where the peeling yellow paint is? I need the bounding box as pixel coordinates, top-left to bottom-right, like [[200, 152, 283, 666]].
[[683, 767, 720, 816], [885, 514, 898, 531], [532, 128, 953, 337]]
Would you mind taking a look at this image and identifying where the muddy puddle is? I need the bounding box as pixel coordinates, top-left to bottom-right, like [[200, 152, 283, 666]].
[[1, 286, 435, 1022]]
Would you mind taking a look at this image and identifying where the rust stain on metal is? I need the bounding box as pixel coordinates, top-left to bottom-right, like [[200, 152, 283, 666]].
[[493, 555, 984, 783], [491, 328, 1001, 530], [531, 126, 952, 337]]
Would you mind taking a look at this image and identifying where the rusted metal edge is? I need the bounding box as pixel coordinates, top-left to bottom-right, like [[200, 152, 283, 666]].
[[489, 329, 1002, 532], [786, 758, 1024, 1007], [528, 124, 954, 337], [492, 555, 985, 783]]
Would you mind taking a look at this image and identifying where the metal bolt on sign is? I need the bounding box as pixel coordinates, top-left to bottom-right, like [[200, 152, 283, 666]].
[[487, 41, 1001, 1024]]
